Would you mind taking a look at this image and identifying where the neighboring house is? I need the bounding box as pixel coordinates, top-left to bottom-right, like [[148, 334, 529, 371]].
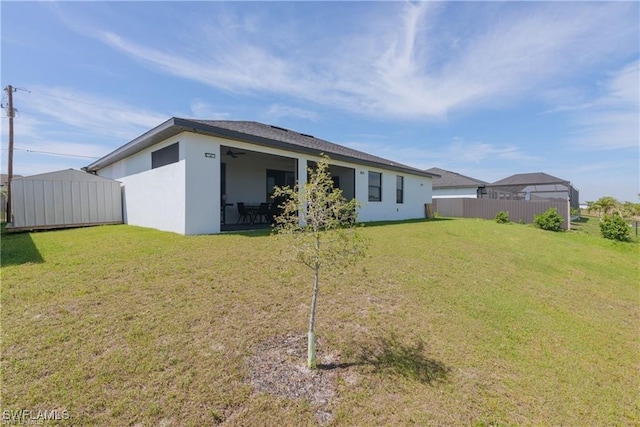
[[425, 167, 488, 199], [429, 170, 578, 229], [483, 172, 579, 211], [84, 117, 439, 235]]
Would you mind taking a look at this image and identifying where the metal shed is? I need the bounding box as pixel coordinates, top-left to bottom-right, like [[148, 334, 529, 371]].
[[8, 169, 122, 231]]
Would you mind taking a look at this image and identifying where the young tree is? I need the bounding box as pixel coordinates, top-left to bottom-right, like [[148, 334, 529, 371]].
[[272, 155, 366, 369]]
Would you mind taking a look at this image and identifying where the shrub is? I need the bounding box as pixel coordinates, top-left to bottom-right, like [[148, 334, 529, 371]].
[[494, 211, 509, 224], [599, 213, 630, 241], [533, 208, 564, 232]]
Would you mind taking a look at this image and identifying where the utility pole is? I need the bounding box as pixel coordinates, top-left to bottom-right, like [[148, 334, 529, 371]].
[[5, 85, 15, 223]]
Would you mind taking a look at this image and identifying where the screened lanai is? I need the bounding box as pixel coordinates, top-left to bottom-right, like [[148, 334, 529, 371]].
[[481, 172, 579, 210]]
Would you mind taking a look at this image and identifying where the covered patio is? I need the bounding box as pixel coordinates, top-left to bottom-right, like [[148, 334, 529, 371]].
[[219, 144, 355, 229]]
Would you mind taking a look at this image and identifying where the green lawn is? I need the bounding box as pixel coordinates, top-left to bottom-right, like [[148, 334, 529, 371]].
[[1, 218, 638, 425]]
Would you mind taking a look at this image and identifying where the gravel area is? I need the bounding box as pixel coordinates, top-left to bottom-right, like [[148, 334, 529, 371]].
[[246, 334, 347, 424]]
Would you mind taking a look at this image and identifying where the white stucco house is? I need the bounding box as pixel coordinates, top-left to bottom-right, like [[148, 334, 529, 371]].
[[425, 167, 488, 199], [84, 118, 439, 235]]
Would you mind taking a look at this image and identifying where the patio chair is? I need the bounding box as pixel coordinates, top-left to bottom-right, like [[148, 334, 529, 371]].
[[256, 202, 271, 224], [236, 202, 252, 224]]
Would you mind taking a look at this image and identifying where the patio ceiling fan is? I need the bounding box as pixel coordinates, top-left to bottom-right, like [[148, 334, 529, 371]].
[[226, 149, 246, 158]]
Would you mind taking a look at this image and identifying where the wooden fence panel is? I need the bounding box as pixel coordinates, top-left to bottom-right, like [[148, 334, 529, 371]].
[[433, 198, 570, 229]]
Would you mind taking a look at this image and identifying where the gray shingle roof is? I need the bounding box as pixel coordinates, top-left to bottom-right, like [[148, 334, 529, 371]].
[[490, 172, 568, 186], [425, 167, 487, 188], [86, 117, 437, 178], [190, 119, 432, 175]]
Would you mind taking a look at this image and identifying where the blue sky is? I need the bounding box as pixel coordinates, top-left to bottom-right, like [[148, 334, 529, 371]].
[[1, 1, 638, 203]]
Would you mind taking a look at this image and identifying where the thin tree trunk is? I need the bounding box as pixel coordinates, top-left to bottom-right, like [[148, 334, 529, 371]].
[[308, 262, 320, 369]]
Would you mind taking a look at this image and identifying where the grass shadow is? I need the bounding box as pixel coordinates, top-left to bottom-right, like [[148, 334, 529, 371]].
[[330, 333, 451, 385], [221, 218, 453, 235], [220, 223, 273, 237], [1, 227, 44, 266], [571, 217, 590, 224]]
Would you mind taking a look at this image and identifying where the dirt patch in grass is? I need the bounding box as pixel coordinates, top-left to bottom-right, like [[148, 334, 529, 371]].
[[244, 332, 451, 425], [246, 334, 348, 424]]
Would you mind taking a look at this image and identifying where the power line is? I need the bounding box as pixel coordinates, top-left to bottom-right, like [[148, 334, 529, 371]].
[[34, 89, 114, 108], [1, 108, 150, 137], [13, 147, 99, 160]]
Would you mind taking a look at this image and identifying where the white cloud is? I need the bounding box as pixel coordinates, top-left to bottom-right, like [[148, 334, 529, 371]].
[[98, 30, 297, 96], [189, 100, 231, 120], [442, 139, 542, 163], [22, 86, 166, 139], [344, 137, 540, 172], [567, 158, 640, 202], [0, 87, 169, 175], [563, 61, 639, 150], [84, 2, 637, 120], [265, 104, 318, 121]]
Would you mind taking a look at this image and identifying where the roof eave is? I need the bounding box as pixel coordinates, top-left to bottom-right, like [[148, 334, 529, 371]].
[[486, 180, 570, 187], [434, 184, 485, 189], [84, 117, 183, 172], [182, 120, 437, 178]]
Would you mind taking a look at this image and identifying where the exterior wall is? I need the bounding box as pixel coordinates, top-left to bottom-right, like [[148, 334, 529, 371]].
[[11, 173, 122, 229], [100, 132, 223, 235], [433, 198, 570, 229], [99, 136, 187, 234], [570, 186, 580, 211], [433, 187, 478, 199], [99, 137, 183, 181], [120, 161, 186, 234], [356, 165, 432, 222], [183, 134, 220, 234]]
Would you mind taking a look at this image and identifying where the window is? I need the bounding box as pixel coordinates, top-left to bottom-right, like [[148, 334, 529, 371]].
[[368, 171, 382, 202], [151, 142, 179, 169], [266, 169, 295, 199], [396, 175, 404, 204]]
